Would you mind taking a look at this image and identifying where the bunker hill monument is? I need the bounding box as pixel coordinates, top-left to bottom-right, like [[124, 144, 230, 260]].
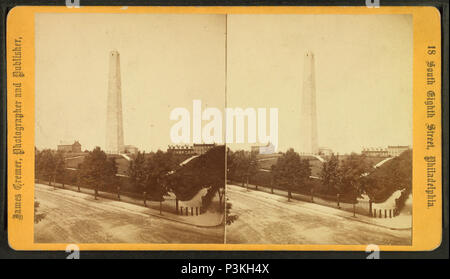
[[300, 51, 319, 154], [105, 50, 125, 154]]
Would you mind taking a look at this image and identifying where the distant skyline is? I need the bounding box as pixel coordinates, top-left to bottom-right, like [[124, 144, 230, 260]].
[[35, 13, 412, 154]]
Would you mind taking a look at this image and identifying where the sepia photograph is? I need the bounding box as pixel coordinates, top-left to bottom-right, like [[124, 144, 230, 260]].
[[225, 14, 413, 245], [33, 13, 226, 244], [3, 0, 446, 261], [33, 12, 412, 246]]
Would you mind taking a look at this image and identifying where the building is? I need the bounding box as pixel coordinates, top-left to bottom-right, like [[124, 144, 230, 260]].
[[361, 147, 389, 157], [167, 143, 217, 155], [251, 142, 275, 154], [167, 145, 195, 155], [387, 145, 410, 157], [362, 146, 410, 157], [124, 145, 139, 155], [299, 51, 319, 154], [251, 145, 260, 153], [193, 143, 216, 155], [318, 147, 333, 156], [105, 50, 125, 154], [57, 140, 82, 153]]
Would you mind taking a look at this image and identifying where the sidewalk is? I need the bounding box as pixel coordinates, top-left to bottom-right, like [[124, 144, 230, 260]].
[[37, 183, 224, 228], [229, 182, 412, 230]]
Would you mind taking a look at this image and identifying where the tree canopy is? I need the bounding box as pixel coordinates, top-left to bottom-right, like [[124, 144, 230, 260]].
[[271, 149, 311, 200], [35, 148, 64, 185], [78, 147, 117, 192], [363, 150, 412, 202], [227, 149, 259, 186], [167, 145, 225, 201]]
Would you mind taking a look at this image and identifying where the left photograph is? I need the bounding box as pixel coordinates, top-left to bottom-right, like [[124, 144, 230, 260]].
[[33, 13, 226, 244]]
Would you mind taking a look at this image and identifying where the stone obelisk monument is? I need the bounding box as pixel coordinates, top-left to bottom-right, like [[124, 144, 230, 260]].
[[300, 51, 319, 154], [105, 50, 124, 154]]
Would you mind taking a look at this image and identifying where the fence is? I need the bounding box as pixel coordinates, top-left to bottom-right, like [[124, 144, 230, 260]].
[[229, 181, 400, 218], [35, 178, 209, 217]]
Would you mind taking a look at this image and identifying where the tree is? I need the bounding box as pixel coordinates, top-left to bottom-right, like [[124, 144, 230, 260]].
[[199, 146, 226, 207], [320, 153, 340, 194], [35, 149, 67, 188], [337, 153, 369, 200], [298, 158, 312, 190], [105, 157, 118, 194], [364, 149, 412, 202], [54, 151, 66, 188], [35, 147, 41, 183], [144, 150, 178, 214], [225, 199, 238, 225], [128, 151, 148, 193], [386, 150, 412, 191], [227, 150, 258, 188], [270, 165, 275, 193], [39, 149, 56, 186], [34, 200, 46, 224], [246, 151, 259, 189], [272, 149, 311, 201], [230, 150, 248, 187], [226, 148, 237, 184], [79, 147, 117, 199], [168, 146, 225, 212]]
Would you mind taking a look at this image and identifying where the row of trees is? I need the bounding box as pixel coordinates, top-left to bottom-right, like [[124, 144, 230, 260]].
[[228, 147, 412, 207], [35, 148, 66, 187], [36, 146, 174, 213], [321, 150, 412, 213], [271, 149, 311, 201], [227, 148, 372, 202], [128, 150, 179, 213], [362, 150, 412, 203], [227, 148, 312, 201], [36, 147, 119, 196], [38, 144, 408, 213], [36, 145, 226, 215], [78, 147, 118, 199], [320, 153, 370, 200], [227, 149, 259, 188], [128, 145, 226, 213], [167, 145, 226, 211]]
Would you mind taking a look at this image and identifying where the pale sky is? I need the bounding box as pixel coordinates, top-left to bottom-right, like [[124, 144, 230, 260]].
[[227, 14, 412, 154], [35, 13, 412, 154], [35, 13, 226, 152]]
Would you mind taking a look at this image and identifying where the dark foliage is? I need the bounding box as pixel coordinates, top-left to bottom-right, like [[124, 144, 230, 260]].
[[168, 145, 225, 201], [364, 150, 412, 202]]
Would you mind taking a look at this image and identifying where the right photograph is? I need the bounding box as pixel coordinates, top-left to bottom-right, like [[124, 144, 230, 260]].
[[225, 14, 413, 245]]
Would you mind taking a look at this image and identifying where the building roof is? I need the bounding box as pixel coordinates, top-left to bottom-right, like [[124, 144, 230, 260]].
[[168, 144, 193, 149], [193, 143, 216, 146], [58, 140, 80, 146]]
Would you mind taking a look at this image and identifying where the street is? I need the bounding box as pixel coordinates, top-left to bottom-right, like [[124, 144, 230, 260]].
[[34, 183, 411, 245], [226, 185, 411, 245], [34, 184, 224, 243]]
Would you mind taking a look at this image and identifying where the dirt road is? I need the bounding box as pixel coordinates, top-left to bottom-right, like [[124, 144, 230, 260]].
[[226, 185, 411, 245], [34, 184, 224, 243]]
